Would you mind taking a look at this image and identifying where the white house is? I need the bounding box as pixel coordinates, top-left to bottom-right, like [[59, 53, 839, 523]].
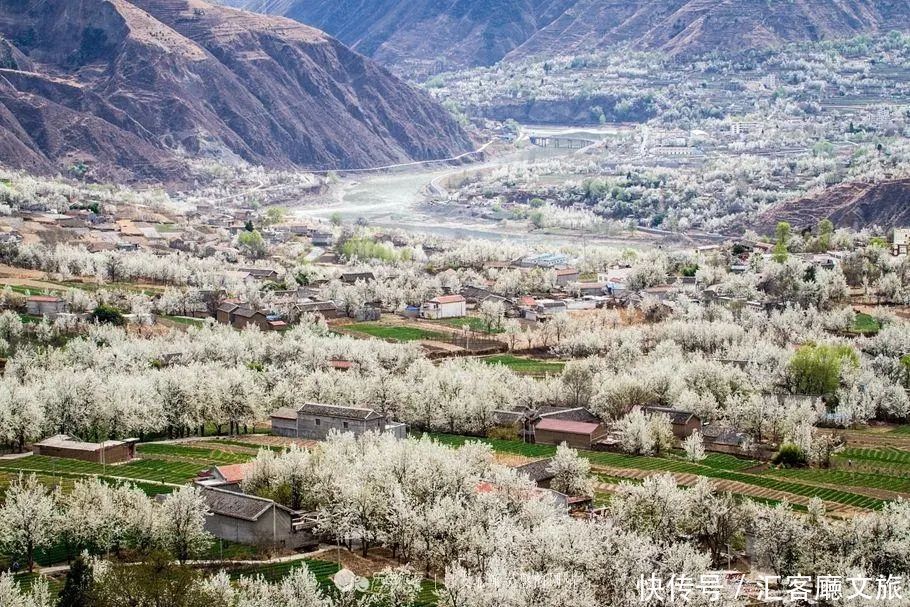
[[420, 294, 466, 319]]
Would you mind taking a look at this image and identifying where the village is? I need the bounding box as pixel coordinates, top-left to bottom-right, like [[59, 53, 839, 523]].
[[0, 163, 910, 606]]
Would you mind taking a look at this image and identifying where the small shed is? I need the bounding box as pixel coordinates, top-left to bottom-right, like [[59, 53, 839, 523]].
[[533, 419, 606, 450], [641, 407, 702, 439], [26, 296, 68, 319], [33, 435, 138, 464]]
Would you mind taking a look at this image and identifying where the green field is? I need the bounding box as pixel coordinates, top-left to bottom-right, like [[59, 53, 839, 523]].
[[137, 443, 253, 465], [480, 355, 565, 374], [428, 434, 885, 510], [346, 323, 447, 342], [435, 316, 504, 334]]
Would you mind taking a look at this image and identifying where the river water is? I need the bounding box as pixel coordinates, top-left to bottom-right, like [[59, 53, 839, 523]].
[[293, 127, 649, 248]]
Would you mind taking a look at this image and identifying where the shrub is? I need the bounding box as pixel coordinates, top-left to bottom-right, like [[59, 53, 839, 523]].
[[773, 443, 808, 468]]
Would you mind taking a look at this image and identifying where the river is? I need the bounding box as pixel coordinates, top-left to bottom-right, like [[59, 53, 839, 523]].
[[293, 130, 652, 249]]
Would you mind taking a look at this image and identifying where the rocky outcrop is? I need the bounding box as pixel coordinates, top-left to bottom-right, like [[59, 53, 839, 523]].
[[223, 0, 910, 75], [0, 0, 472, 182]]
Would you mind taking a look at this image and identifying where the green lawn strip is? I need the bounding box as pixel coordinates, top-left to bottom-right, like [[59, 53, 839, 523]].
[[890, 425, 910, 435], [204, 439, 288, 453], [228, 558, 340, 586], [435, 316, 503, 334], [0, 469, 172, 500], [160, 315, 206, 327], [137, 443, 253, 465], [479, 355, 565, 374], [427, 434, 883, 509], [0, 455, 203, 485], [838, 447, 910, 466], [345, 323, 447, 342], [766, 468, 910, 493]]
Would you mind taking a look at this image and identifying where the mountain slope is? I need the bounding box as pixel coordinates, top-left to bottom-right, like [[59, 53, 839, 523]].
[[223, 0, 910, 75], [0, 0, 472, 181], [753, 179, 910, 233]]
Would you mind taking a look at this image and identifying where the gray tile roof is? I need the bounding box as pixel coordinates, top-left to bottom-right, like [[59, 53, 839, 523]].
[[298, 402, 382, 421], [202, 487, 275, 521], [642, 407, 699, 426], [514, 458, 556, 483], [540, 407, 601, 424]]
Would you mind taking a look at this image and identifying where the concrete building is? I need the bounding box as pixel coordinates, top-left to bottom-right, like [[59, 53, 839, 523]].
[[26, 296, 68, 319], [420, 294, 466, 320], [270, 403, 406, 441], [217, 303, 286, 331], [554, 267, 580, 286], [198, 486, 318, 550], [33, 434, 138, 464]]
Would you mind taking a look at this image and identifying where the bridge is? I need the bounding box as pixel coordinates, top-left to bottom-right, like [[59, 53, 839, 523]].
[[528, 135, 594, 149]]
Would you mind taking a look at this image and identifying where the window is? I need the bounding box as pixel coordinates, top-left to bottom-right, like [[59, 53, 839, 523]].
[[315, 418, 321, 426], [343, 421, 349, 429]]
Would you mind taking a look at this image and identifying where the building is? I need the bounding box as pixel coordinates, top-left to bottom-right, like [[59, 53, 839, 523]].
[[25, 296, 68, 319], [533, 418, 606, 450], [554, 267, 580, 286], [202, 463, 255, 492], [894, 229, 910, 256], [311, 232, 334, 247], [238, 268, 280, 281], [217, 303, 286, 331], [33, 434, 138, 464], [420, 294, 466, 320], [296, 300, 341, 320], [641, 407, 702, 440], [341, 272, 375, 284], [513, 458, 556, 489], [197, 486, 317, 550], [270, 403, 406, 441]]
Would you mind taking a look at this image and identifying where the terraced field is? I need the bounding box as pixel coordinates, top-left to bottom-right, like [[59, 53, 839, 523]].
[[137, 443, 254, 465], [429, 433, 887, 513]]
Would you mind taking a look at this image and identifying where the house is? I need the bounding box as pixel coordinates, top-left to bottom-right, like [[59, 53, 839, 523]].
[[296, 300, 341, 320], [202, 463, 256, 492], [217, 303, 286, 331], [514, 458, 556, 489], [33, 434, 138, 464], [570, 282, 606, 296], [311, 232, 334, 247], [894, 229, 910, 256], [535, 299, 568, 316], [701, 424, 750, 455], [554, 267, 580, 286], [25, 295, 68, 319], [533, 418, 607, 450], [420, 294, 466, 319], [641, 407, 702, 439], [197, 486, 318, 550], [341, 272, 375, 284], [270, 403, 406, 441], [238, 268, 280, 281]]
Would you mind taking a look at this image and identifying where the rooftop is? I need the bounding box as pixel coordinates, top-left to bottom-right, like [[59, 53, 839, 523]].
[[535, 418, 602, 435], [429, 294, 466, 305], [212, 463, 255, 485], [35, 434, 135, 452], [298, 402, 383, 421]]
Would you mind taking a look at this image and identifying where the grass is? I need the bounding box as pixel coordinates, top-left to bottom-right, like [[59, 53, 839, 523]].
[[160, 315, 205, 327], [768, 468, 910, 493], [890, 425, 910, 435], [229, 558, 340, 585], [435, 316, 503, 334], [346, 323, 447, 342], [0, 455, 204, 485], [479, 354, 565, 374], [137, 443, 253, 465], [205, 439, 288, 453], [850, 313, 881, 336], [837, 447, 910, 468]]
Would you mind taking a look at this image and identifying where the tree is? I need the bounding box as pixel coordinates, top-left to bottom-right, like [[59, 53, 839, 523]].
[[788, 344, 859, 396], [57, 556, 94, 607], [90, 552, 214, 607], [478, 300, 505, 333], [90, 304, 125, 326], [682, 430, 706, 462], [156, 487, 211, 563], [685, 479, 746, 567], [0, 474, 59, 572], [751, 503, 807, 579], [773, 221, 791, 262], [237, 230, 268, 259], [547, 443, 594, 497]]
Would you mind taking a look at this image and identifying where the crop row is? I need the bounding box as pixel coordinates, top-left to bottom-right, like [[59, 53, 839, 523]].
[[137, 443, 253, 464]]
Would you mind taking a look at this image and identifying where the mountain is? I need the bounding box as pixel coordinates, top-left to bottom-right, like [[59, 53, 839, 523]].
[[752, 179, 910, 234], [221, 0, 910, 75], [0, 0, 472, 182]]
